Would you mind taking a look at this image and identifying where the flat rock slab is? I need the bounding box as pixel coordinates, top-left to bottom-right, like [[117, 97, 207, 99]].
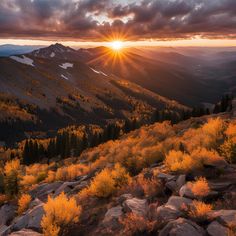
[[210, 210, 236, 227], [10, 229, 42, 236], [123, 198, 148, 217], [207, 221, 228, 236], [159, 218, 206, 236], [165, 196, 192, 211], [156, 205, 182, 224]]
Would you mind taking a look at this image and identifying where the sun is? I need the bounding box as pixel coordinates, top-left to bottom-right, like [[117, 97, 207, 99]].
[[110, 40, 123, 51]]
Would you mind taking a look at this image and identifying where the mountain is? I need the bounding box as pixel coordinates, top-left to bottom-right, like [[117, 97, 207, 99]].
[[80, 46, 226, 106], [0, 44, 188, 144], [0, 44, 41, 57]]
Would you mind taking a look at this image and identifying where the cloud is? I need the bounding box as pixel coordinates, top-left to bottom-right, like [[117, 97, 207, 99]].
[[0, 0, 236, 41]]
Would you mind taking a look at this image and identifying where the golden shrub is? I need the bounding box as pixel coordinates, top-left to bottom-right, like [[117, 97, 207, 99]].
[[41, 192, 81, 236], [190, 177, 210, 198], [18, 194, 32, 214], [45, 170, 56, 183], [189, 200, 212, 220], [120, 213, 154, 236], [79, 164, 130, 198], [164, 150, 194, 173], [220, 139, 236, 163], [0, 194, 9, 205], [225, 123, 236, 138], [4, 159, 21, 175], [20, 175, 37, 189]]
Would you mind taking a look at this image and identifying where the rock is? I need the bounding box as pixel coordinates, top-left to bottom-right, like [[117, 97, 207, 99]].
[[204, 158, 228, 169], [29, 182, 63, 201], [29, 199, 43, 209], [53, 180, 82, 196], [103, 206, 123, 223], [117, 194, 133, 204], [159, 218, 206, 236], [157, 173, 175, 182], [210, 210, 236, 227], [166, 180, 178, 192], [209, 182, 232, 191], [176, 175, 186, 190], [123, 198, 148, 217], [9, 229, 43, 235], [0, 203, 17, 226], [0, 225, 12, 236], [156, 205, 182, 224], [165, 196, 192, 211], [207, 221, 228, 236], [71, 181, 88, 194], [179, 184, 194, 199], [12, 203, 44, 231]]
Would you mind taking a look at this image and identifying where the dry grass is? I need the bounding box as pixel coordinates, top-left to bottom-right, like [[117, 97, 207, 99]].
[[190, 177, 210, 198], [18, 194, 32, 215], [189, 200, 213, 221]]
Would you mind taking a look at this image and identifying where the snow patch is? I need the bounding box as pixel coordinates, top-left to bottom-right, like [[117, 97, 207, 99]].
[[59, 62, 73, 69], [50, 52, 55, 58], [61, 74, 69, 80], [10, 55, 35, 67], [90, 67, 107, 76]]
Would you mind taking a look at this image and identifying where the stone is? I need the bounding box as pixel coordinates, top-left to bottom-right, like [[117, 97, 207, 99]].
[[159, 218, 206, 236], [12, 203, 44, 231], [165, 196, 192, 211], [53, 180, 82, 196], [176, 175, 186, 190], [123, 198, 148, 217], [117, 194, 133, 204], [207, 221, 228, 236], [166, 180, 178, 192], [179, 184, 194, 199], [9, 229, 43, 235], [103, 206, 123, 223], [0, 225, 12, 236], [156, 205, 182, 224], [209, 182, 232, 191], [210, 210, 236, 227], [157, 173, 175, 182], [0, 203, 17, 226], [29, 182, 62, 201]]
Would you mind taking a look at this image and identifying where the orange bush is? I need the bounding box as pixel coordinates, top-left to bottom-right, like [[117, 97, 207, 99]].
[[189, 200, 212, 220], [120, 213, 154, 236], [41, 192, 81, 236], [190, 177, 210, 198], [18, 194, 32, 214]]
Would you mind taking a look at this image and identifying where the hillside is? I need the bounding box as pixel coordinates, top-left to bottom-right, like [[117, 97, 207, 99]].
[[0, 44, 188, 144], [0, 109, 236, 235]]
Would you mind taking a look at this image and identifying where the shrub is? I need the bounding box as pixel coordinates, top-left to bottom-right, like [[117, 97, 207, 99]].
[[164, 150, 194, 173], [220, 138, 236, 163], [0, 194, 9, 206], [20, 175, 37, 190], [79, 164, 130, 198], [119, 213, 154, 236], [4, 159, 21, 196], [190, 177, 210, 198], [41, 192, 81, 236], [18, 194, 32, 214], [189, 200, 212, 221]]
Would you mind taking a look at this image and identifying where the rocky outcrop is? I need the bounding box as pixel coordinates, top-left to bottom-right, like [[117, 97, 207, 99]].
[[165, 196, 192, 211], [156, 205, 182, 224], [9, 229, 43, 236], [209, 210, 236, 227], [123, 198, 148, 217], [103, 206, 123, 224], [12, 203, 44, 231], [207, 221, 228, 236], [159, 218, 206, 236], [0, 203, 17, 226]]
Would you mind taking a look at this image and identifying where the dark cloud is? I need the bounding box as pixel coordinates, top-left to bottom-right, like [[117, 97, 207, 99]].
[[0, 0, 236, 40]]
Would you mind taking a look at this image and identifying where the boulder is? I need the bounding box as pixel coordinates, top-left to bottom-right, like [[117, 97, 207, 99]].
[[157, 173, 175, 182], [159, 218, 206, 236], [123, 198, 148, 217], [53, 180, 82, 196], [210, 210, 236, 227], [207, 221, 228, 236], [179, 184, 194, 199], [0, 203, 17, 226], [176, 175, 186, 190], [165, 196, 192, 211], [103, 206, 123, 223], [118, 194, 133, 204], [71, 181, 88, 194], [166, 180, 178, 192], [10, 229, 43, 235], [209, 182, 232, 191], [156, 205, 182, 224], [12, 203, 44, 231], [0, 225, 12, 236], [29, 182, 63, 201]]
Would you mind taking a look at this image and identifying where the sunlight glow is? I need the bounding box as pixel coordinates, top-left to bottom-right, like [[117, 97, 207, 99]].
[[110, 41, 123, 51]]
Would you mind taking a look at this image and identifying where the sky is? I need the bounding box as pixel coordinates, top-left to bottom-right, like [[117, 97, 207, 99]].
[[1, 0, 236, 47]]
